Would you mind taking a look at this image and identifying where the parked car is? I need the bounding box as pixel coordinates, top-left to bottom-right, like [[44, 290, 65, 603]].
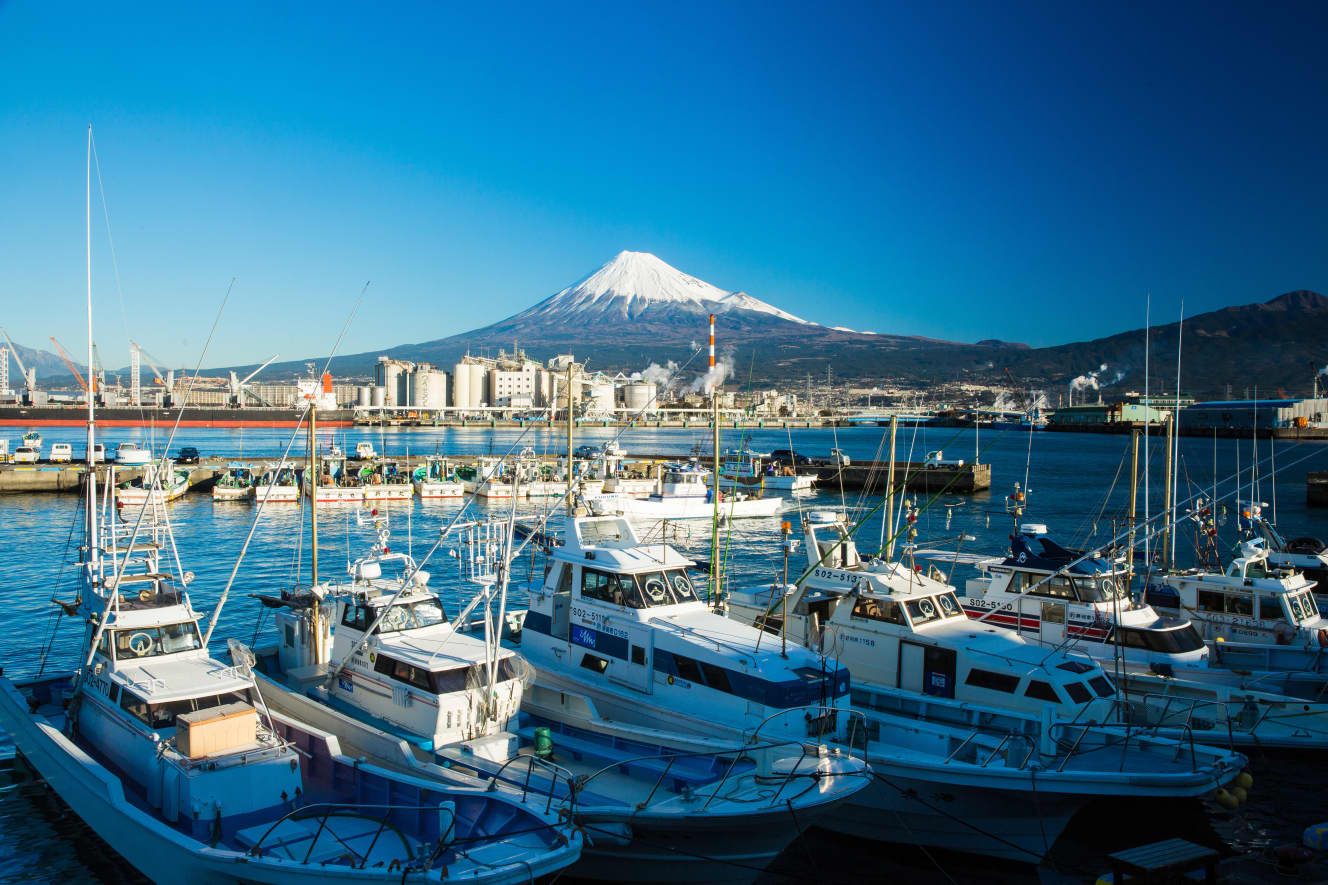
[[177, 446, 200, 464], [88, 443, 106, 462], [769, 448, 811, 467], [12, 446, 39, 463], [573, 444, 599, 459], [49, 443, 73, 463]]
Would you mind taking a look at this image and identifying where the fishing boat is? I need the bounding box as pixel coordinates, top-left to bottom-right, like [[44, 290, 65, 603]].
[[707, 449, 817, 493], [211, 463, 255, 501], [728, 512, 1328, 752], [254, 463, 301, 502], [1239, 508, 1328, 608], [587, 463, 784, 520], [1148, 539, 1327, 671], [306, 450, 364, 504], [0, 137, 582, 885], [412, 455, 464, 498], [457, 458, 518, 500], [960, 523, 1211, 671], [115, 440, 152, 466], [117, 459, 191, 505], [360, 459, 413, 500], [512, 514, 1243, 863], [21, 429, 42, 450]]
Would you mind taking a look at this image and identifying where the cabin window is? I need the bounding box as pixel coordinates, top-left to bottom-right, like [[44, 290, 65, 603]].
[[670, 571, 697, 601], [699, 662, 733, 694], [554, 564, 573, 593], [579, 653, 609, 674], [1088, 676, 1114, 698], [284, 623, 296, 647], [905, 598, 942, 625], [1227, 595, 1253, 617], [1076, 577, 1127, 602], [965, 669, 1019, 693], [1063, 682, 1092, 704], [1288, 595, 1307, 621], [582, 568, 632, 606], [1030, 576, 1075, 600], [936, 593, 963, 618], [1024, 680, 1060, 702], [119, 689, 150, 725], [498, 657, 524, 683], [434, 668, 468, 693], [341, 604, 371, 631], [631, 645, 646, 665], [673, 655, 705, 684], [851, 597, 905, 624], [1196, 590, 1226, 612], [374, 654, 435, 691], [113, 622, 202, 659], [378, 598, 449, 633], [1258, 596, 1285, 622], [1302, 593, 1320, 618]]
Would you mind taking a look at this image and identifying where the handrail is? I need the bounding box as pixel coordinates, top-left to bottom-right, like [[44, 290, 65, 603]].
[[485, 752, 579, 815], [246, 800, 474, 860]]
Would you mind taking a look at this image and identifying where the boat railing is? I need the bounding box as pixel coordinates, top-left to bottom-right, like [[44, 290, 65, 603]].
[[245, 800, 476, 868], [1114, 692, 1247, 745], [484, 753, 579, 815], [1047, 718, 1200, 772]]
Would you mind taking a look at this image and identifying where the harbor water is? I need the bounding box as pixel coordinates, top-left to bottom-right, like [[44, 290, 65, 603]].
[[3, 424, 1327, 883]]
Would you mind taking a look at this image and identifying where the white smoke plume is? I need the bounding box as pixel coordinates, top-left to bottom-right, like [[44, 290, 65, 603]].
[[992, 392, 1018, 411], [631, 360, 680, 390], [1070, 363, 1109, 394], [689, 353, 735, 393], [1318, 364, 1328, 378]]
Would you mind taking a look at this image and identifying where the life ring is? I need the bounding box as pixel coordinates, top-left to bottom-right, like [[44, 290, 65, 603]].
[[127, 632, 152, 655]]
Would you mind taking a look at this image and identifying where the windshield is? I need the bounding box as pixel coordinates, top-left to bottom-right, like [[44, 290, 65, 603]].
[[377, 598, 449, 632], [1116, 625, 1205, 654], [1075, 575, 1129, 603], [905, 597, 942, 624], [112, 622, 203, 660]]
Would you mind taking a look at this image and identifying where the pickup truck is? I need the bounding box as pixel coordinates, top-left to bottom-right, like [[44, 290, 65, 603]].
[[49, 443, 73, 463], [923, 450, 965, 468]]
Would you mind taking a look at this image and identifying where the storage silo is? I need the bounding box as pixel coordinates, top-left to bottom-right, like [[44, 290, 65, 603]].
[[371, 386, 386, 408], [357, 386, 372, 407], [590, 382, 616, 416], [452, 363, 471, 409], [623, 381, 656, 413], [470, 365, 488, 408]]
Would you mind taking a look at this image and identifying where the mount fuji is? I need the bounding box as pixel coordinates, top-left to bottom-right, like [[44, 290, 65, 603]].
[[309, 250, 999, 382]]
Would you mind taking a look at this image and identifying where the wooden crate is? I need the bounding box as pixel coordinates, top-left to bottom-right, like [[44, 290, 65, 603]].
[[176, 702, 257, 759]]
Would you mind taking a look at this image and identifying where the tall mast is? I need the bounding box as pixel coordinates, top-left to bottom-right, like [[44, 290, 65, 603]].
[[709, 313, 721, 611], [85, 124, 97, 579], [566, 362, 574, 514], [308, 390, 321, 662]]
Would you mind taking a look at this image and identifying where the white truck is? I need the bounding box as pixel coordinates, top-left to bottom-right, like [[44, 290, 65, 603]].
[[923, 449, 965, 468]]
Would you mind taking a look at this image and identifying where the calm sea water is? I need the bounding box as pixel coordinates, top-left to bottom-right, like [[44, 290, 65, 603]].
[[3, 424, 1327, 883]]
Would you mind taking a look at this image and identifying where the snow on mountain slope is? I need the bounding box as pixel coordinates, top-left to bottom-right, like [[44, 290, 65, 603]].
[[517, 250, 810, 324]]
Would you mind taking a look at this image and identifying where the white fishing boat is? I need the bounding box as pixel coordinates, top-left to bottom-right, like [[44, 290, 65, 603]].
[[412, 455, 464, 498], [708, 449, 817, 493], [514, 515, 1243, 863], [458, 458, 518, 499], [1149, 538, 1327, 670], [117, 459, 191, 505], [514, 449, 567, 498], [728, 512, 1328, 752], [306, 451, 364, 504], [254, 463, 301, 502], [360, 459, 413, 500], [115, 440, 152, 466], [211, 463, 255, 501], [587, 463, 784, 520], [1242, 509, 1328, 608], [21, 429, 42, 450]]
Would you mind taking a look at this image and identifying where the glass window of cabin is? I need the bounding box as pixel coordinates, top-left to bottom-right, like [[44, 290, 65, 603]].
[[554, 563, 573, 594], [115, 628, 158, 659], [119, 689, 150, 725], [1025, 680, 1060, 702], [1196, 590, 1226, 612], [964, 669, 1019, 693], [341, 604, 369, 631], [161, 622, 201, 654], [1147, 628, 1204, 653], [434, 667, 468, 693], [1303, 592, 1320, 618], [1063, 682, 1092, 704], [1076, 577, 1127, 602], [905, 597, 942, 625], [699, 662, 733, 694], [1225, 594, 1253, 617], [635, 572, 672, 607], [582, 568, 632, 606], [851, 596, 906, 625], [579, 653, 608, 674], [1114, 628, 1148, 649], [1088, 676, 1114, 697], [1041, 601, 1066, 624], [668, 570, 696, 602], [936, 593, 963, 618], [673, 655, 704, 684], [148, 699, 196, 730], [1258, 596, 1285, 622], [1288, 595, 1307, 622], [631, 645, 646, 665]]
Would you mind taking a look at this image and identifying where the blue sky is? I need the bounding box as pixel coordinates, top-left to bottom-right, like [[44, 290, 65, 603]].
[[1, 0, 1325, 368]]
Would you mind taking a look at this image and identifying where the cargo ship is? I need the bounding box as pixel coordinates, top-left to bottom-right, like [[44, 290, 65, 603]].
[[0, 404, 357, 428]]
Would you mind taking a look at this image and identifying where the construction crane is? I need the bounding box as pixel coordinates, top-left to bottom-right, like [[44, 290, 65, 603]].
[[90, 343, 109, 396], [0, 328, 36, 404], [130, 341, 168, 386], [228, 354, 280, 407], [49, 337, 92, 395]]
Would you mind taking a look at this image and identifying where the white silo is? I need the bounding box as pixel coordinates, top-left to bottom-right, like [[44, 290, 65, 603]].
[[371, 386, 386, 408], [623, 381, 656, 413], [452, 363, 471, 409], [357, 386, 371, 407], [470, 364, 488, 408], [590, 382, 616, 416]]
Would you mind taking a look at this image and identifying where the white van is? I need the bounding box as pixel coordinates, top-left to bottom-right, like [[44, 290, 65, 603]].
[[12, 446, 39, 463], [50, 443, 73, 463]]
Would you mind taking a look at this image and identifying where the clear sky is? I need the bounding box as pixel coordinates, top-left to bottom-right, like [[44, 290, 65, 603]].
[[1, 0, 1325, 368]]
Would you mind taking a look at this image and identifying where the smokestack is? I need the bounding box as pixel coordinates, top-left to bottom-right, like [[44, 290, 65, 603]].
[[708, 313, 715, 393]]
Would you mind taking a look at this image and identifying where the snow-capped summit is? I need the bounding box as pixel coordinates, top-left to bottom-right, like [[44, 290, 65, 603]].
[[518, 250, 810, 324]]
